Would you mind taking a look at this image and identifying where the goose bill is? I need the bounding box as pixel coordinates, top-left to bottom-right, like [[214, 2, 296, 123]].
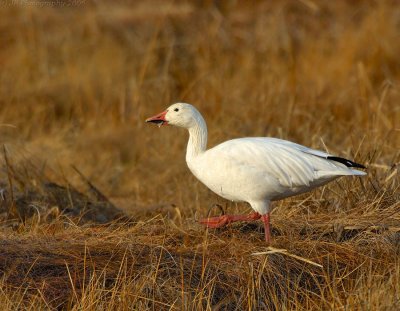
[[145, 111, 168, 127]]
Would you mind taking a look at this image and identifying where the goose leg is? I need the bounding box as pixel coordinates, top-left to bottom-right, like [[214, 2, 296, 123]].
[[262, 213, 271, 244], [199, 212, 261, 228]]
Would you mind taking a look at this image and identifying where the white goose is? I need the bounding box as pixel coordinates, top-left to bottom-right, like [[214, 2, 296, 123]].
[[146, 103, 366, 243]]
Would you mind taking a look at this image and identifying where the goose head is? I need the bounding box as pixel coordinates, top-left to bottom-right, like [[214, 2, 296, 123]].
[[146, 103, 200, 129]]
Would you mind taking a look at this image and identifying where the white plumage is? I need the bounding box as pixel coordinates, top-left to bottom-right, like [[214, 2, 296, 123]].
[[146, 103, 366, 243]]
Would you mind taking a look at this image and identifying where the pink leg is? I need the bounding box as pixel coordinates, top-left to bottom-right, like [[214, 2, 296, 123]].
[[199, 212, 261, 228], [262, 213, 271, 244]]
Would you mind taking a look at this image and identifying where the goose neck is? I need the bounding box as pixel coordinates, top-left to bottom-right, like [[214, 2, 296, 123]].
[[186, 119, 207, 160]]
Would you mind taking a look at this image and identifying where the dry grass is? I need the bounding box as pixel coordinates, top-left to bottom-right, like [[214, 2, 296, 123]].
[[0, 0, 399, 309]]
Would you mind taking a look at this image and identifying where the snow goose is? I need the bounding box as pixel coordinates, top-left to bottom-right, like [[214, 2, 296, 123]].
[[146, 103, 366, 243]]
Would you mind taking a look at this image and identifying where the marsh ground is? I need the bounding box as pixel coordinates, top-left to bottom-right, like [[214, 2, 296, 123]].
[[0, 0, 399, 309]]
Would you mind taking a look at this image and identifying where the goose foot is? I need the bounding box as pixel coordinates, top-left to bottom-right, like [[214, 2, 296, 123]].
[[199, 212, 261, 228], [200, 212, 271, 244]]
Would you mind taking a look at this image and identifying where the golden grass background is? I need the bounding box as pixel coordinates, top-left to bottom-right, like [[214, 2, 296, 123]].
[[0, 0, 399, 309]]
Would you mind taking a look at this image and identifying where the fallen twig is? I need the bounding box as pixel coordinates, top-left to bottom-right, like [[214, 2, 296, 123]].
[[252, 246, 324, 268]]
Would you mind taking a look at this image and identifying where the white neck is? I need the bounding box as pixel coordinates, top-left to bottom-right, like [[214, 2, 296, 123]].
[[186, 114, 208, 161]]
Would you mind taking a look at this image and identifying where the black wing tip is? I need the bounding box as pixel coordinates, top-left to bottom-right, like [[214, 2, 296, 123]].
[[327, 156, 366, 169]]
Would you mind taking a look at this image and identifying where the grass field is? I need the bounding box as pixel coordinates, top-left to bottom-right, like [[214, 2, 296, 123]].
[[0, 0, 399, 309]]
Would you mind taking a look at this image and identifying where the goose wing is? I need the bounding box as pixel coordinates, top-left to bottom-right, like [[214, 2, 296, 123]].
[[209, 137, 365, 189]]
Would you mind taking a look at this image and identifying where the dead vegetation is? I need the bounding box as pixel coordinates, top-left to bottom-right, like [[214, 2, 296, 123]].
[[0, 153, 126, 226], [0, 0, 399, 310]]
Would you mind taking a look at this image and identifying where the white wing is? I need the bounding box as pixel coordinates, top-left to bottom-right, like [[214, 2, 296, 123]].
[[208, 137, 365, 189]]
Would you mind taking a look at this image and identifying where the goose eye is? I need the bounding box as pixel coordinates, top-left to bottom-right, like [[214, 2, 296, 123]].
[[174, 108, 179, 112]]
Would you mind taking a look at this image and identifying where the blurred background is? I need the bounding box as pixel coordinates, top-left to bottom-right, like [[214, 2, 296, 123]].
[[0, 0, 399, 217]]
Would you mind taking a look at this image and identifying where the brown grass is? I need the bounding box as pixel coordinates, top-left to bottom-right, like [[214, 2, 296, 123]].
[[0, 0, 399, 309]]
